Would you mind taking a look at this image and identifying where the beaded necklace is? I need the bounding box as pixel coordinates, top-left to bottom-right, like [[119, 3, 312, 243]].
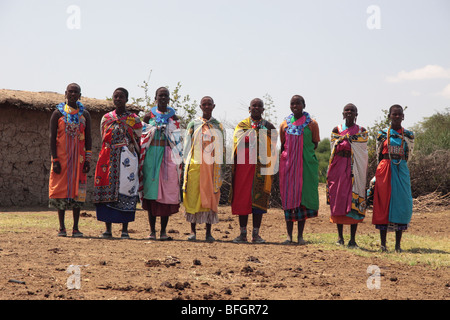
[[151, 106, 175, 127], [251, 118, 266, 129], [57, 102, 85, 137], [286, 112, 311, 135]]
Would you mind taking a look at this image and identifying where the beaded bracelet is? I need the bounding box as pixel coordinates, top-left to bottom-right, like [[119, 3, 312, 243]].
[[85, 150, 92, 162]]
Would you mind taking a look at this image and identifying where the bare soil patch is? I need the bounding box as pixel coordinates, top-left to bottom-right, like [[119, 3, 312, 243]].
[[0, 187, 449, 301]]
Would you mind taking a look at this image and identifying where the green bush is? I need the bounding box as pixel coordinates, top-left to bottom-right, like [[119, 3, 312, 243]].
[[316, 138, 331, 183], [409, 109, 450, 196], [413, 109, 450, 156]]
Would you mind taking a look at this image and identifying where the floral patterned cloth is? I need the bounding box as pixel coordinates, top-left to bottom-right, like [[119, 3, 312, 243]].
[[93, 110, 142, 213]]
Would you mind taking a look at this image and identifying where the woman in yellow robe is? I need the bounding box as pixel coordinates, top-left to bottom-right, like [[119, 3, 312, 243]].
[[182, 96, 225, 242]]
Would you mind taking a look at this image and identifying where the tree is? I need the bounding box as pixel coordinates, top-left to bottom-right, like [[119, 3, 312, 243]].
[[262, 93, 279, 126], [169, 82, 198, 128]]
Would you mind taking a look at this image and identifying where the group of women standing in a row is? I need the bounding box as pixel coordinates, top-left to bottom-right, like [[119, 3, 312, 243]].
[[49, 83, 414, 252]]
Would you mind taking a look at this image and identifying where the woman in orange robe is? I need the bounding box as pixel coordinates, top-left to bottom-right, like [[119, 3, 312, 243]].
[[49, 83, 92, 237]]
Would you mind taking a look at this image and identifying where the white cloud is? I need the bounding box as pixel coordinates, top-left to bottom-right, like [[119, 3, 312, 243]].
[[386, 65, 450, 83], [440, 84, 450, 99]]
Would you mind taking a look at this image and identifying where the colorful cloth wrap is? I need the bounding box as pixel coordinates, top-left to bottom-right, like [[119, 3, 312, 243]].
[[279, 112, 320, 221], [138, 107, 183, 216], [372, 127, 414, 230], [93, 110, 142, 222], [49, 102, 87, 209], [230, 117, 277, 215], [326, 123, 368, 224], [182, 117, 225, 223]]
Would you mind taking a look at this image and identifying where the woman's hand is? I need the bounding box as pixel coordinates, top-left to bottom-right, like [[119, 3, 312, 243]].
[[83, 161, 90, 173], [53, 161, 61, 174]]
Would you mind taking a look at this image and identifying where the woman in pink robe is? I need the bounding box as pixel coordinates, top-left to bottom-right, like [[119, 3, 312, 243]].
[[327, 104, 368, 248]]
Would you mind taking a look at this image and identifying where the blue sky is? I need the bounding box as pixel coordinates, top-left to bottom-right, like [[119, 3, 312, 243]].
[[1, 0, 449, 136]]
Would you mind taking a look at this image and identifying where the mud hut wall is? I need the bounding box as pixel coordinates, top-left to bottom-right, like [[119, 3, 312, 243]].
[[0, 106, 104, 207]]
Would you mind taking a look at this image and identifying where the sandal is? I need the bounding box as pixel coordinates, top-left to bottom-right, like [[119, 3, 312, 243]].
[[160, 234, 173, 241], [121, 232, 130, 239], [100, 231, 112, 239], [205, 235, 215, 242], [347, 241, 359, 249], [187, 234, 196, 241], [72, 229, 83, 238], [232, 234, 248, 243], [252, 235, 266, 244], [148, 233, 157, 240]]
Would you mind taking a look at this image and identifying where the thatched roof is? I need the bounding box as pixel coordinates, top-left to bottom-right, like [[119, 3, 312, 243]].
[[0, 89, 142, 113]]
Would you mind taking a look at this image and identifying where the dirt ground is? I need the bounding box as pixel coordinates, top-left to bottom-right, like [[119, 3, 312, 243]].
[[0, 187, 449, 302]]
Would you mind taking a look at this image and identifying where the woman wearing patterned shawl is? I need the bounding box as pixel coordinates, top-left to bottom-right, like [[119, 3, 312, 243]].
[[372, 105, 414, 252], [279, 95, 320, 245], [230, 98, 277, 244], [49, 83, 92, 237], [326, 103, 368, 248], [139, 87, 183, 241], [182, 96, 225, 242], [93, 88, 142, 239]]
